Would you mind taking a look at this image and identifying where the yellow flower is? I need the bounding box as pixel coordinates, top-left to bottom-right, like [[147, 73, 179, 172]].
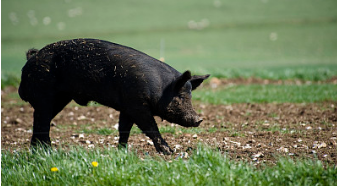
[[92, 161, 98, 167], [51, 167, 58, 172]]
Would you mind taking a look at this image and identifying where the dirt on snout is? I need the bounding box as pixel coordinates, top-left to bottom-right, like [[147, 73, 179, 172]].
[[1, 87, 337, 165]]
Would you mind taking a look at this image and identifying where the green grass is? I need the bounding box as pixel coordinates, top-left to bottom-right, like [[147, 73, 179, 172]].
[[1, 73, 21, 89], [78, 125, 143, 136], [194, 84, 337, 104], [2, 0, 337, 85], [2, 146, 336, 185], [78, 125, 204, 136]]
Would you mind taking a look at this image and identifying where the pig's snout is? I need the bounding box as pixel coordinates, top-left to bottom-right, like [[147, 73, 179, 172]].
[[192, 116, 203, 127]]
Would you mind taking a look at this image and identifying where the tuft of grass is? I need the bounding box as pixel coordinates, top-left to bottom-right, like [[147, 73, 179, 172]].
[[2, 146, 336, 185], [159, 126, 176, 134], [97, 128, 115, 135]]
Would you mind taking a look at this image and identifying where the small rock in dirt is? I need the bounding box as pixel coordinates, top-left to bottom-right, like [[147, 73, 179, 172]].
[[230, 141, 241, 147], [19, 107, 24, 112], [175, 144, 181, 149], [88, 144, 95, 148], [330, 138, 337, 146], [242, 144, 252, 149], [192, 134, 198, 139], [310, 150, 317, 154], [109, 114, 114, 119], [51, 122, 57, 127], [113, 123, 119, 130], [251, 152, 264, 158], [306, 126, 312, 130], [15, 128, 25, 132], [86, 140, 91, 144], [79, 134, 85, 138], [77, 115, 86, 120], [277, 147, 289, 153], [297, 138, 303, 142], [68, 112, 74, 116], [262, 123, 270, 128], [13, 118, 23, 124], [313, 141, 327, 149], [319, 142, 327, 148]]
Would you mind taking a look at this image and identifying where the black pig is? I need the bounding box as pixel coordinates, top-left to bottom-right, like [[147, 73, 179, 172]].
[[19, 38, 209, 154]]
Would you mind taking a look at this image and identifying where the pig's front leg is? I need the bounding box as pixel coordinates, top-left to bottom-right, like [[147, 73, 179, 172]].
[[135, 112, 173, 155]]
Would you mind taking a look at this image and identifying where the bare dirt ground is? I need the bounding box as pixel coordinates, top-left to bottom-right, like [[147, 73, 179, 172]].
[[2, 80, 337, 165]]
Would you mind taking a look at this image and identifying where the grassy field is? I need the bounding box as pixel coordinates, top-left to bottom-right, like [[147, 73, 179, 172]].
[[194, 84, 337, 104], [2, 0, 337, 185], [2, 0, 337, 82], [2, 146, 337, 186]]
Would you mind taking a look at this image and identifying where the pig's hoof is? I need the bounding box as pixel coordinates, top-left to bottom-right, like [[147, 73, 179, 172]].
[[159, 145, 173, 155], [31, 138, 51, 148]]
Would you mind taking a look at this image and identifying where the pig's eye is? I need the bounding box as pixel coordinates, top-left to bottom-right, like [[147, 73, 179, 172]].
[[179, 94, 190, 101]]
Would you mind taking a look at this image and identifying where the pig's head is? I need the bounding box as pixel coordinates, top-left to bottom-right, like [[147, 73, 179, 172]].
[[160, 71, 210, 127]]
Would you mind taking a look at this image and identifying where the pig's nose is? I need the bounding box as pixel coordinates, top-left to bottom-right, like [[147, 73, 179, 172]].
[[193, 118, 203, 127]]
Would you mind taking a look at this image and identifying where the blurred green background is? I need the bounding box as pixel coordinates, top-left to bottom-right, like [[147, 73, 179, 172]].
[[2, 0, 337, 84]]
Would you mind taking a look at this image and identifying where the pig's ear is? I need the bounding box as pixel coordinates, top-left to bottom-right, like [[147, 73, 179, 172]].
[[190, 74, 210, 90], [175, 71, 192, 91]]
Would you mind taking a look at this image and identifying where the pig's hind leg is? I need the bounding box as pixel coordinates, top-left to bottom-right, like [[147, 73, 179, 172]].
[[118, 112, 134, 149]]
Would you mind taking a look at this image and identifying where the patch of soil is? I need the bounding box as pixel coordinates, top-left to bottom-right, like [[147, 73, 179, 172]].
[[1, 88, 336, 165]]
